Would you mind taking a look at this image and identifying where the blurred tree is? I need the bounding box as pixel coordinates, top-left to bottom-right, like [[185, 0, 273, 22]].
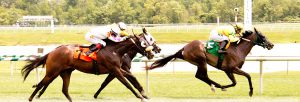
[[0, 5, 25, 25], [0, 0, 298, 24]]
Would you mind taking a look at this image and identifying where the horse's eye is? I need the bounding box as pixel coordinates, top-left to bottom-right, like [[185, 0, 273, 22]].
[[150, 38, 153, 41], [141, 41, 146, 47]]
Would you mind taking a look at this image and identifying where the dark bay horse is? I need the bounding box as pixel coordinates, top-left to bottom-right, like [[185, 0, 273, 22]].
[[21, 29, 157, 102], [149, 28, 274, 96], [93, 28, 161, 99]]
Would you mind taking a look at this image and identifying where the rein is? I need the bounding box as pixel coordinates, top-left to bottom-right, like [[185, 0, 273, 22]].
[[241, 32, 264, 47], [129, 38, 146, 55]]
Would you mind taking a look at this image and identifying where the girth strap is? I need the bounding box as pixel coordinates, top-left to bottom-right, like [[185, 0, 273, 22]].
[[92, 60, 100, 75], [216, 54, 225, 70]]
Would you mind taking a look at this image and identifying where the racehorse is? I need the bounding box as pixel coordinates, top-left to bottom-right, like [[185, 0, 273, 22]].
[[21, 28, 158, 102], [93, 28, 161, 99], [149, 28, 274, 96]]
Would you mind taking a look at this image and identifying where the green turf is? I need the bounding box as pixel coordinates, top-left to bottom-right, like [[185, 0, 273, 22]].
[[0, 61, 299, 101]]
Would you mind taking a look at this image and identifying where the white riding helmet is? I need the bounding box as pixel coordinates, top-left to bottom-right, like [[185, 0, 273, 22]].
[[111, 27, 121, 36], [118, 22, 127, 31]]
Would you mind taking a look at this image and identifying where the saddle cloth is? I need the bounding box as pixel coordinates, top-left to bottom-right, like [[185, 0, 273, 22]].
[[205, 40, 225, 60], [73, 46, 98, 62]]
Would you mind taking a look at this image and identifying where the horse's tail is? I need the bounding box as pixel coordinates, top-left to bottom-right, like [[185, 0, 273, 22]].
[[149, 48, 184, 70], [21, 54, 49, 82]]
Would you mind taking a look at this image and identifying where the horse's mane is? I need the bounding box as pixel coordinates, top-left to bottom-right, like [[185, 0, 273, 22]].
[[103, 34, 143, 47], [242, 30, 253, 38], [102, 39, 116, 46], [102, 35, 138, 50], [230, 30, 253, 47]]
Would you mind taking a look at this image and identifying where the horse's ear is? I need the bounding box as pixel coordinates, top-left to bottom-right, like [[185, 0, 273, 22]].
[[254, 27, 258, 34], [142, 28, 147, 34], [133, 33, 139, 39], [131, 29, 136, 35]]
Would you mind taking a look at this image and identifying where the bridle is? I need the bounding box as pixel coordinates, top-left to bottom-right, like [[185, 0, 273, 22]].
[[241, 29, 267, 48], [129, 35, 148, 56]]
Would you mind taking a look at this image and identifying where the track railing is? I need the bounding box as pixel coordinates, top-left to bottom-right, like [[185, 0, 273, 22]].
[[2, 55, 300, 95]]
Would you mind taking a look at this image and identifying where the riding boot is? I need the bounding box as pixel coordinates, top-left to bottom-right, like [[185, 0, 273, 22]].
[[218, 40, 229, 54], [85, 43, 102, 56]]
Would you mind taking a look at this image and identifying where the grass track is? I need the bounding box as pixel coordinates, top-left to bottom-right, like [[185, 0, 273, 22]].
[[0, 61, 299, 101]]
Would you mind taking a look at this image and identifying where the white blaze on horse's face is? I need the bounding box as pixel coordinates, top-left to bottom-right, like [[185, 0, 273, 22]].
[[144, 32, 156, 45], [141, 32, 155, 51]]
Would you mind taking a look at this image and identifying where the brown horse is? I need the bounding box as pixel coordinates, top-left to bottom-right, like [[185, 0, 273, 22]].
[[149, 28, 274, 96], [21, 29, 158, 102], [93, 28, 161, 99]]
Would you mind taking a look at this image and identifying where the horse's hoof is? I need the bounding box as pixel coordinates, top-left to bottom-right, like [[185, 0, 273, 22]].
[[141, 98, 148, 102], [210, 84, 216, 92], [93, 95, 98, 99], [143, 95, 149, 99], [249, 91, 253, 97], [29, 98, 33, 102], [140, 91, 149, 99], [221, 88, 227, 91]]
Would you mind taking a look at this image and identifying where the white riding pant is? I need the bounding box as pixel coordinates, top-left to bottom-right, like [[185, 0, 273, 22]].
[[85, 32, 106, 47], [209, 30, 229, 42]]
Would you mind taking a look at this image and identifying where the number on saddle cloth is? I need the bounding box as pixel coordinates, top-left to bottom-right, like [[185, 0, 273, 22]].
[[205, 40, 224, 59]]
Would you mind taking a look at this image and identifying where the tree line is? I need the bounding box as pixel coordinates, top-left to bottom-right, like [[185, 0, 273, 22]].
[[0, 0, 299, 25]]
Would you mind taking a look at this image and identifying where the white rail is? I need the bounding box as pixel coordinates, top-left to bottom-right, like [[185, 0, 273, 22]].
[[245, 56, 300, 95], [143, 56, 300, 95]]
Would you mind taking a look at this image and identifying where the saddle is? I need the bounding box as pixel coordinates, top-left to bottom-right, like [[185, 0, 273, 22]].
[[73, 46, 98, 62]]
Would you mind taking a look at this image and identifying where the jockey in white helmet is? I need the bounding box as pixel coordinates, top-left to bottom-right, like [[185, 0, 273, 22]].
[[84, 24, 130, 56], [118, 22, 130, 37]]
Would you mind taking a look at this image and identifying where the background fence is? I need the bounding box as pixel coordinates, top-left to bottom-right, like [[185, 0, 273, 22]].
[[1, 23, 300, 33]]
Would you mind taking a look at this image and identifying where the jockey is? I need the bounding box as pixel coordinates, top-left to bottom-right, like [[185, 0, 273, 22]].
[[84, 22, 130, 56], [118, 22, 130, 37], [209, 23, 243, 53]]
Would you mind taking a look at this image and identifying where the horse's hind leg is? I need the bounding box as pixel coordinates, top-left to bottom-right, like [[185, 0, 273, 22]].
[[60, 69, 74, 102], [36, 84, 49, 98], [195, 65, 224, 92], [37, 71, 66, 98], [28, 73, 60, 101], [222, 71, 237, 89], [29, 78, 47, 101], [94, 73, 115, 99]]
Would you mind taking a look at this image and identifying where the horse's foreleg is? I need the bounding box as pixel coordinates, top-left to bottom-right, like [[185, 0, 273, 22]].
[[114, 68, 143, 100], [60, 69, 74, 102], [94, 73, 115, 99], [122, 70, 148, 99], [222, 71, 237, 90], [195, 66, 224, 92], [233, 67, 253, 97]]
